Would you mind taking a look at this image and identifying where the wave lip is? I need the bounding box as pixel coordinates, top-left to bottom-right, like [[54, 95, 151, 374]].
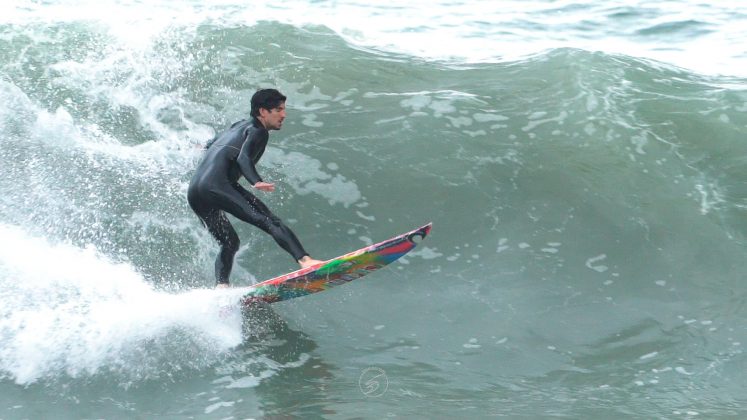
[[2, 1, 746, 76]]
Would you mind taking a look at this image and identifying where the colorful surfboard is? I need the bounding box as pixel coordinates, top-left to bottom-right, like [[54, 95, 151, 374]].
[[240, 223, 432, 305]]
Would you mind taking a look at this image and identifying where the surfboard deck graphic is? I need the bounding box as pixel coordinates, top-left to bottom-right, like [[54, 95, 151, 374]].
[[240, 223, 432, 305]]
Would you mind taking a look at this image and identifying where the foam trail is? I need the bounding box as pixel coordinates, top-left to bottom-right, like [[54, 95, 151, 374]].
[[0, 224, 244, 385]]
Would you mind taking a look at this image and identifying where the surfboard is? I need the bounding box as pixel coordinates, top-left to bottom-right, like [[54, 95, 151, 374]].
[[240, 223, 432, 305]]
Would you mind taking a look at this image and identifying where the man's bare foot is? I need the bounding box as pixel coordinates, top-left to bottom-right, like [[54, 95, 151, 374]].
[[298, 256, 324, 269], [215, 283, 230, 289]]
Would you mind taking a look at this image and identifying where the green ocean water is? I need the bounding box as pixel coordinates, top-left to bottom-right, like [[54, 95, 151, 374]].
[[2, 2, 747, 418]]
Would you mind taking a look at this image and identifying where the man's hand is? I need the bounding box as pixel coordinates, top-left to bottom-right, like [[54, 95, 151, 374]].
[[253, 181, 275, 192]]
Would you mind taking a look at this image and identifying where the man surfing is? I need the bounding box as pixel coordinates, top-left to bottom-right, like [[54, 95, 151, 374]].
[[188, 88, 323, 288]]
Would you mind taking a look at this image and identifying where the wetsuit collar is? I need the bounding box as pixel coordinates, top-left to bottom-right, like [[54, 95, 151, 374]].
[[251, 117, 266, 130]]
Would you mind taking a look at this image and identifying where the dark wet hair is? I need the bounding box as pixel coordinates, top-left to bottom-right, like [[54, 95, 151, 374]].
[[250, 89, 287, 117]]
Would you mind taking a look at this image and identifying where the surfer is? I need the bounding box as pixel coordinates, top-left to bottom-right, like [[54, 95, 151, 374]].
[[188, 88, 323, 288]]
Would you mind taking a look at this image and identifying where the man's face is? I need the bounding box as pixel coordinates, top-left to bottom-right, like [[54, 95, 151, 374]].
[[259, 102, 286, 130]]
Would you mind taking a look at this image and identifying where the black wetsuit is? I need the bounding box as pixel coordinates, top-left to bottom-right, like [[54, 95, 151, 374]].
[[188, 118, 308, 285]]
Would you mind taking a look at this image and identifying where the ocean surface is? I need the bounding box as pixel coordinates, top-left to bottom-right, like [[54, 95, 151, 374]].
[[2, 0, 747, 418]]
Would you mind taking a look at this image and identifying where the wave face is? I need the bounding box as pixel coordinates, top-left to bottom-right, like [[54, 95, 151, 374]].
[[1, 2, 747, 418]]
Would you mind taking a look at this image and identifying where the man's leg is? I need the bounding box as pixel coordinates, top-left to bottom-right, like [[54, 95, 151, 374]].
[[230, 186, 316, 264], [200, 209, 240, 286]]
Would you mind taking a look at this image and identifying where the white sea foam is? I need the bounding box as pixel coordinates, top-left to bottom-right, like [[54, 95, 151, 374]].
[[262, 149, 363, 208], [0, 223, 244, 385]]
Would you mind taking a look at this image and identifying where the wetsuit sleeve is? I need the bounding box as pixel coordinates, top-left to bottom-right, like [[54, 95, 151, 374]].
[[237, 128, 267, 185]]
